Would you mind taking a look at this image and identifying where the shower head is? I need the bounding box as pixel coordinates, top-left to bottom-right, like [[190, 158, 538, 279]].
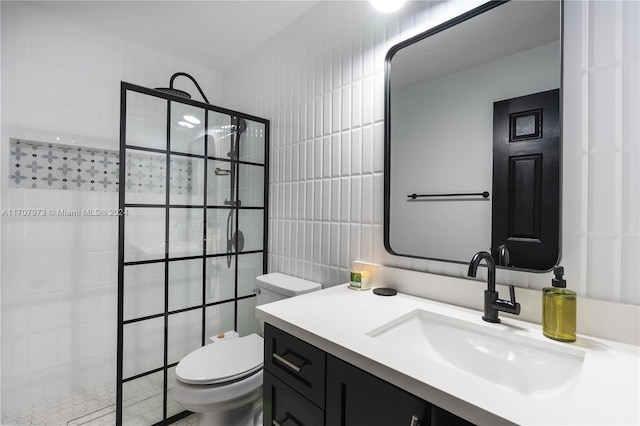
[[154, 72, 210, 104], [154, 87, 192, 99]]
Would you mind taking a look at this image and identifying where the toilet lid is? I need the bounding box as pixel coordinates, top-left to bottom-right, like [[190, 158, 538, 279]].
[[176, 334, 264, 385]]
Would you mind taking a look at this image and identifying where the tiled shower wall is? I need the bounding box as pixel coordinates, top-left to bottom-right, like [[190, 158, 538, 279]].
[[221, 0, 639, 306], [0, 1, 221, 414]]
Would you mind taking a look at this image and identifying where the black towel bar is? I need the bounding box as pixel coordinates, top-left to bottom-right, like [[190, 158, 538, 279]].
[[407, 191, 490, 200]]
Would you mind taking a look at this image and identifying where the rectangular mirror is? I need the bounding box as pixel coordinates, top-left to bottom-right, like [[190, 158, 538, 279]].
[[384, 0, 562, 271]]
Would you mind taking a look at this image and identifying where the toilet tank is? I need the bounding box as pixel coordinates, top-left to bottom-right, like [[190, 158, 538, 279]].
[[255, 273, 322, 306]]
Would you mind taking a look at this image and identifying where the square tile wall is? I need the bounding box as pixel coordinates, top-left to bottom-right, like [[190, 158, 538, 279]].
[[221, 0, 639, 306]]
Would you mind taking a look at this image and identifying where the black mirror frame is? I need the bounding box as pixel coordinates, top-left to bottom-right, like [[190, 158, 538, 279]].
[[383, 0, 564, 273]]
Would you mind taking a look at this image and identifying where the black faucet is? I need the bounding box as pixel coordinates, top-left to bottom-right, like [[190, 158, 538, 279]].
[[467, 251, 521, 323], [497, 244, 510, 267]]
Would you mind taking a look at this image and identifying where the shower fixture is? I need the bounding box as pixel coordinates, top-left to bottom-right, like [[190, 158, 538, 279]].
[[156, 72, 246, 270], [155, 72, 210, 103], [214, 167, 231, 176], [225, 116, 248, 268]]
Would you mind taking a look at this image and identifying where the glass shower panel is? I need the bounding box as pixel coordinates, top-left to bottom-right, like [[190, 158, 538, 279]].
[[239, 119, 265, 164], [168, 259, 202, 311], [205, 209, 232, 255], [122, 317, 164, 379], [119, 83, 268, 426], [237, 253, 264, 298], [166, 367, 183, 419], [122, 371, 164, 425], [238, 209, 264, 252], [167, 309, 201, 365], [170, 103, 205, 156], [208, 111, 234, 159], [124, 208, 166, 262], [205, 256, 236, 303], [237, 163, 264, 207], [125, 92, 167, 151], [207, 159, 233, 206], [205, 301, 235, 339], [123, 263, 165, 321], [169, 156, 204, 206], [238, 297, 260, 336], [124, 150, 167, 205], [168, 208, 203, 258]]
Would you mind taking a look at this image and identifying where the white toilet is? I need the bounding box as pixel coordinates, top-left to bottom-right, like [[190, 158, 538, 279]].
[[173, 273, 322, 425]]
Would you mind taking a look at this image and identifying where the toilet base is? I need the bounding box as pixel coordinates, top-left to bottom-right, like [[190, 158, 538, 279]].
[[197, 394, 262, 426]]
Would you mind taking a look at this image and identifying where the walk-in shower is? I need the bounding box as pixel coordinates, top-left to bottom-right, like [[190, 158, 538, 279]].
[[117, 74, 269, 426]]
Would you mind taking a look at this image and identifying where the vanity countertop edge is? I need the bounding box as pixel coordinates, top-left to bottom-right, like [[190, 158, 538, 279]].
[[255, 283, 640, 426]]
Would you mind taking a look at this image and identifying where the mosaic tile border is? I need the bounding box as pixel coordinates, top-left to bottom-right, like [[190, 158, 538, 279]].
[[9, 138, 120, 192], [9, 138, 194, 195]]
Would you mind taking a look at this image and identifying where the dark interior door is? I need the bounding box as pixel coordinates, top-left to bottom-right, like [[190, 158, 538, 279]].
[[491, 89, 560, 270]]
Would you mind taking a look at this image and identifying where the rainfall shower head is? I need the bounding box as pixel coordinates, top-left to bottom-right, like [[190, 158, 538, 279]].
[[154, 87, 192, 99], [154, 72, 210, 103]]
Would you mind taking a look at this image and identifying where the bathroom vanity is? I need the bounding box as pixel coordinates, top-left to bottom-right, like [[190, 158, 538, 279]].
[[263, 323, 471, 426], [256, 282, 640, 425]]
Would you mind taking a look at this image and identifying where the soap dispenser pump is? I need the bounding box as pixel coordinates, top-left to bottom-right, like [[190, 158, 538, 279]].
[[542, 266, 576, 342]]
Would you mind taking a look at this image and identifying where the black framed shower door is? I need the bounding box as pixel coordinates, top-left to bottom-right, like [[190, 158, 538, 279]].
[[116, 82, 269, 426]]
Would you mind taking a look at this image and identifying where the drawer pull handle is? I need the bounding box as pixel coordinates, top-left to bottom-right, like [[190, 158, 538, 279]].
[[272, 353, 303, 373], [273, 412, 302, 426], [410, 415, 420, 426]]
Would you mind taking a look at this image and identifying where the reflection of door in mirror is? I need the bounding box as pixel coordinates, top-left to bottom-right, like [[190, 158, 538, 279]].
[[492, 89, 560, 270]]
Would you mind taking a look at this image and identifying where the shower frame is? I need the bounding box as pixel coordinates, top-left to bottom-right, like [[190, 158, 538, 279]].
[[116, 82, 269, 426]]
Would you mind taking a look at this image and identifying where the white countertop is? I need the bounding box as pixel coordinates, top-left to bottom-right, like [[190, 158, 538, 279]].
[[256, 284, 640, 426]]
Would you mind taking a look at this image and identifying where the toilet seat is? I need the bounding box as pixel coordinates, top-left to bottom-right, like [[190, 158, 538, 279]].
[[176, 333, 264, 385]]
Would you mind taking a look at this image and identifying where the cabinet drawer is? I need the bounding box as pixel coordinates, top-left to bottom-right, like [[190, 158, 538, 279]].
[[264, 323, 326, 408], [263, 371, 324, 426]]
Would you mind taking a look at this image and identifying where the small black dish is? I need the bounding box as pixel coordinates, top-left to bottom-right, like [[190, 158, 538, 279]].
[[373, 287, 398, 296]]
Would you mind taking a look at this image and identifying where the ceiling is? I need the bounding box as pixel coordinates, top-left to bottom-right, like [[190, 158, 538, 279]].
[[28, 1, 320, 73]]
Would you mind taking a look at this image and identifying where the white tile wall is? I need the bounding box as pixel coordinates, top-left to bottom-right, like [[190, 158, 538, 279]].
[[0, 1, 221, 414], [1, 0, 638, 419], [221, 0, 640, 306]]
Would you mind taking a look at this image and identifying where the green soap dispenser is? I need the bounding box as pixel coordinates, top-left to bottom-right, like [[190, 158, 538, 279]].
[[542, 266, 576, 342]]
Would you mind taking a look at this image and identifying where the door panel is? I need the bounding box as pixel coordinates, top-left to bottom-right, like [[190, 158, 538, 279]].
[[492, 89, 560, 270]]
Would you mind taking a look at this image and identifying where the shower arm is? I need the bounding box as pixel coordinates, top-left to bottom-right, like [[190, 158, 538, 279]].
[[169, 72, 210, 104]]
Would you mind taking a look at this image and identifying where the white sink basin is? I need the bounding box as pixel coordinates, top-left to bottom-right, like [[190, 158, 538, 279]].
[[367, 309, 584, 395]]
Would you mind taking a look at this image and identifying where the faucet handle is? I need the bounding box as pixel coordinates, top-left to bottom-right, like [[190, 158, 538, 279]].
[[508, 285, 522, 315]]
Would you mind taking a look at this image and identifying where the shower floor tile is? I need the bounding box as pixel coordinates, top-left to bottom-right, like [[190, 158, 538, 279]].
[[0, 381, 201, 426]]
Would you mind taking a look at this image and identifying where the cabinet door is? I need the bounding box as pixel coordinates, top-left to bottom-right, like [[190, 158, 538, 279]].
[[326, 355, 473, 426], [263, 370, 324, 426], [326, 355, 430, 426]]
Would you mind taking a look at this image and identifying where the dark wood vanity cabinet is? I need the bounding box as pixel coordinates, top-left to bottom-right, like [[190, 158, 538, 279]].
[[263, 323, 474, 426], [263, 323, 326, 425], [325, 356, 473, 426], [325, 354, 430, 425], [263, 371, 324, 426]]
